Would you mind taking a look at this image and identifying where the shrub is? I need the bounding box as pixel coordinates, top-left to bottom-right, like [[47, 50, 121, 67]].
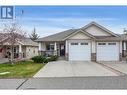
[[48, 55, 58, 61], [31, 55, 58, 63], [31, 56, 46, 63]]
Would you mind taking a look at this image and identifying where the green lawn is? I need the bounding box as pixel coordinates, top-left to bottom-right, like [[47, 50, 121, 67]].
[[0, 60, 46, 78]]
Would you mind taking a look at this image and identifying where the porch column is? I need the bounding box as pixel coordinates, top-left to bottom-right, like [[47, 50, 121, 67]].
[[123, 41, 126, 50], [123, 41, 127, 57], [91, 40, 96, 62], [65, 40, 68, 60], [119, 41, 122, 61], [39, 42, 42, 51], [19, 44, 23, 59], [54, 42, 57, 55]]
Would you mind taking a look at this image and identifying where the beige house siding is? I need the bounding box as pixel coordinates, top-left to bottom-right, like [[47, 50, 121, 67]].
[[26, 46, 38, 59], [68, 32, 90, 39], [65, 30, 122, 61], [85, 25, 111, 36]]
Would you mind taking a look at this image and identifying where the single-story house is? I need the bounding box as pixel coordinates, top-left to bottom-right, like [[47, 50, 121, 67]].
[[36, 21, 127, 61], [0, 37, 38, 59]]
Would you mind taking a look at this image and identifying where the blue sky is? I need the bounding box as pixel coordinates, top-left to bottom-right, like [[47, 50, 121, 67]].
[[12, 6, 127, 37]]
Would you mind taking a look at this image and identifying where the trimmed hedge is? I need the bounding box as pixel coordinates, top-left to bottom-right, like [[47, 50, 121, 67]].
[[31, 55, 58, 63]]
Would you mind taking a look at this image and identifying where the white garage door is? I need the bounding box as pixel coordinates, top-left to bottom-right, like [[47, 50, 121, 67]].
[[69, 42, 91, 61], [97, 42, 119, 61]]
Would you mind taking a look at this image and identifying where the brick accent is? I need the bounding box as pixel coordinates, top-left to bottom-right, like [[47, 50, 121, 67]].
[[91, 53, 96, 62], [65, 53, 68, 61], [119, 53, 122, 61]]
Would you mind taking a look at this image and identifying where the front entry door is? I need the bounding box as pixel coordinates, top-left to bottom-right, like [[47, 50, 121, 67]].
[[60, 44, 65, 56]]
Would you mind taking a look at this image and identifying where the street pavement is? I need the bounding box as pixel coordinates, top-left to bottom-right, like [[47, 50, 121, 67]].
[[0, 76, 127, 89], [0, 79, 26, 89]]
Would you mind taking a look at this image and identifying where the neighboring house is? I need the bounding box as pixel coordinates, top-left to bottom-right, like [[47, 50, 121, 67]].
[[120, 34, 127, 58], [0, 37, 38, 59], [36, 21, 124, 61]]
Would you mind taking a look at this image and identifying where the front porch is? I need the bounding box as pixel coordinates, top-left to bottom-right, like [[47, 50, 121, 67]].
[[38, 41, 66, 57], [0, 45, 26, 59]]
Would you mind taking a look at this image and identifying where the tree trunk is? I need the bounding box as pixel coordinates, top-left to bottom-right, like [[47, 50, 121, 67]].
[[11, 45, 14, 64]]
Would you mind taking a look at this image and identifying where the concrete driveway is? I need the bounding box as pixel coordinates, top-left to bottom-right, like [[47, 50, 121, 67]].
[[100, 61, 127, 74], [34, 61, 117, 77]]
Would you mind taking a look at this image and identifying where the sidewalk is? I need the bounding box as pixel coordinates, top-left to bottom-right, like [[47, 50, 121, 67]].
[[0, 58, 9, 64]]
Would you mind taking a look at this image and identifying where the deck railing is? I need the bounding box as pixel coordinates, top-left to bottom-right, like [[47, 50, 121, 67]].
[[39, 50, 57, 56]]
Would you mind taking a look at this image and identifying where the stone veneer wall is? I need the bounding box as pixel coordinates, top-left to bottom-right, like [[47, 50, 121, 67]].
[[91, 53, 96, 62], [122, 50, 127, 57], [119, 53, 122, 61]]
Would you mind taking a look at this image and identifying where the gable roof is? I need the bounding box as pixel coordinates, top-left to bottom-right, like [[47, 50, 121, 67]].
[[0, 33, 38, 46], [63, 29, 96, 40], [36, 21, 120, 42], [81, 21, 119, 37]]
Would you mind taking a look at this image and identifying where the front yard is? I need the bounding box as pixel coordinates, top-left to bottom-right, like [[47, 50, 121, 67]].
[[0, 60, 46, 78]]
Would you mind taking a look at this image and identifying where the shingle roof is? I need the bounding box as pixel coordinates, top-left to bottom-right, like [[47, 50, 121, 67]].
[[0, 33, 38, 46], [95, 36, 122, 41], [36, 22, 121, 42], [21, 38, 38, 46], [36, 29, 78, 42]]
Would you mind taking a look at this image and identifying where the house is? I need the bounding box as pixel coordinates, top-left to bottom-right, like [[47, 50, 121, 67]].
[[36, 21, 124, 61], [0, 37, 39, 59]]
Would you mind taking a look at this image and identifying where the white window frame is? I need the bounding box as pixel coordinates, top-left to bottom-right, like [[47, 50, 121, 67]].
[[71, 43, 78, 45], [108, 43, 116, 45], [98, 43, 106, 45]]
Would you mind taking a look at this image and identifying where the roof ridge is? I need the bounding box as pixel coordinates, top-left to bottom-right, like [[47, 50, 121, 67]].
[[81, 21, 119, 37]]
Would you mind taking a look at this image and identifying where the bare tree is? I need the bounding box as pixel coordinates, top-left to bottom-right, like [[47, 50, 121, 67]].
[[1, 22, 26, 64]]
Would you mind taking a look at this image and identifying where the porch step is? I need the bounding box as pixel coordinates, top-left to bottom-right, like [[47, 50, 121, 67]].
[[58, 56, 66, 60]]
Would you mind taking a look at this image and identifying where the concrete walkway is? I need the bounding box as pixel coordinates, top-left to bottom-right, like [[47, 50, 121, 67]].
[[34, 61, 117, 77]]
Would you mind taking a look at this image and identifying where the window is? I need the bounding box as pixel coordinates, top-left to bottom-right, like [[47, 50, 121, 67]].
[[46, 45, 50, 50], [108, 43, 116, 45], [71, 43, 78, 45], [81, 43, 88, 45], [98, 43, 106, 45], [46, 44, 54, 50], [50, 45, 54, 50]]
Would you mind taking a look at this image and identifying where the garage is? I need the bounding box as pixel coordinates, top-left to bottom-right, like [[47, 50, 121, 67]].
[[97, 42, 119, 61], [69, 42, 91, 61]]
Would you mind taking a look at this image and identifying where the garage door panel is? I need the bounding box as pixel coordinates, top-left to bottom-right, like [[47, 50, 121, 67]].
[[69, 42, 91, 61], [97, 42, 119, 61]]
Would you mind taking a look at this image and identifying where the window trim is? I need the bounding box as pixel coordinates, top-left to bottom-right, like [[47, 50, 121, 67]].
[[98, 43, 106, 45], [108, 43, 116, 45], [71, 43, 78, 45], [80, 43, 88, 45]]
